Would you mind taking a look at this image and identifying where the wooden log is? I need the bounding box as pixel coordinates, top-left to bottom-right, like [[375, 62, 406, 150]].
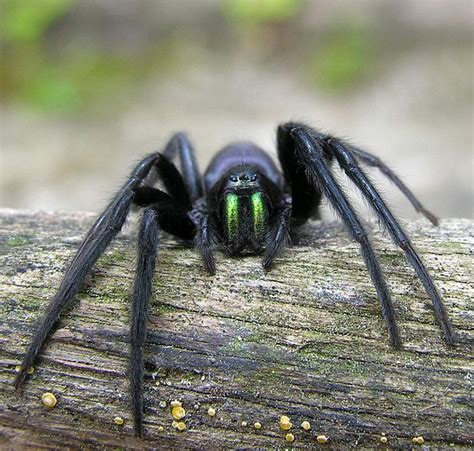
[[0, 209, 472, 449]]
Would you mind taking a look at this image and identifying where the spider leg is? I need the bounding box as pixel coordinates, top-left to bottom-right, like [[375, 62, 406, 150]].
[[277, 127, 323, 225], [14, 154, 161, 388], [279, 123, 401, 347], [348, 145, 439, 225], [133, 186, 195, 239], [327, 137, 454, 345], [130, 208, 160, 437], [153, 154, 192, 209], [111, 188, 194, 437], [192, 211, 216, 274], [262, 194, 292, 270], [163, 132, 203, 201]]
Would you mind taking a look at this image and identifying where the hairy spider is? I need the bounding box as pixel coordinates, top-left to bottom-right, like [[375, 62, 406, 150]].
[[14, 122, 454, 437]]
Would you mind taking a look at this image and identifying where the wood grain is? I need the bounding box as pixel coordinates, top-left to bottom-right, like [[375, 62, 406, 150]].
[[0, 209, 472, 448]]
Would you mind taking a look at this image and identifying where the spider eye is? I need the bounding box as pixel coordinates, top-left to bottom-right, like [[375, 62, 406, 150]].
[[230, 175, 238, 182], [250, 174, 257, 181]]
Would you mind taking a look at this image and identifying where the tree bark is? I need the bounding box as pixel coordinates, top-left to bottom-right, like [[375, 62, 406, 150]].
[[0, 209, 472, 449]]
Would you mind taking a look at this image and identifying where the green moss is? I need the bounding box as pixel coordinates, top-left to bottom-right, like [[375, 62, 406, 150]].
[[155, 303, 180, 315], [101, 250, 129, 264], [225, 336, 246, 353], [7, 235, 31, 247]]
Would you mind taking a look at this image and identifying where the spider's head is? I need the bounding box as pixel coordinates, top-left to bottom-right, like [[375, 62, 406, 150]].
[[225, 168, 261, 192], [209, 166, 274, 252]]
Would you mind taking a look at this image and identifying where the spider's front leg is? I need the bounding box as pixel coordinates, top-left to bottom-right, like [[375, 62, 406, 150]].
[[129, 207, 159, 437], [326, 136, 454, 344], [14, 139, 199, 437], [278, 122, 401, 347], [277, 121, 454, 346], [13, 153, 162, 388]]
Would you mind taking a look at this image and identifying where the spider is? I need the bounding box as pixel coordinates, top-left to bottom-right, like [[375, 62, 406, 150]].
[[14, 121, 454, 437]]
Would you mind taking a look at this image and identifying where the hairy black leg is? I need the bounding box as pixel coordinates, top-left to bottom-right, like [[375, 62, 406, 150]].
[[328, 138, 454, 344], [281, 124, 401, 347], [277, 127, 323, 225], [130, 208, 159, 437], [348, 145, 438, 225], [154, 154, 192, 209], [134, 186, 195, 240], [163, 132, 203, 201], [192, 211, 216, 274], [14, 154, 160, 388], [196, 218, 215, 274], [263, 194, 292, 270]]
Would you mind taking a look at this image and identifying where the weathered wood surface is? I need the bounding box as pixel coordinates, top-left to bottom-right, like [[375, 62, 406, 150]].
[[0, 209, 472, 449]]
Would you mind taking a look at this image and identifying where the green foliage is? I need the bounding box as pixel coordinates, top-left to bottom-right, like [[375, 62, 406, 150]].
[[309, 24, 377, 92], [19, 68, 80, 112], [1, 0, 72, 43], [224, 0, 301, 26], [0, 0, 77, 112]]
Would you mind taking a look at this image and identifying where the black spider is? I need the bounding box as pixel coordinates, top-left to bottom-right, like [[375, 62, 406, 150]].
[[14, 122, 454, 437]]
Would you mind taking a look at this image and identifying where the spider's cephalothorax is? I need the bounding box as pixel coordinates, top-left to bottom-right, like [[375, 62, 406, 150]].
[[14, 122, 455, 437], [205, 143, 284, 256]]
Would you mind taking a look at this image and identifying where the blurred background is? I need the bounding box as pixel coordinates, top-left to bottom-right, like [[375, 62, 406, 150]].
[[0, 0, 472, 219]]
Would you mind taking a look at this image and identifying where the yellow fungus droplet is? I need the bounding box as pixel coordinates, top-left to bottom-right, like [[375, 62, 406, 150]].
[[159, 401, 167, 408], [317, 434, 328, 444], [176, 421, 186, 431], [158, 426, 164, 432], [279, 415, 292, 430], [171, 406, 186, 420], [241, 421, 248, 427], [15, 365, 35, 374], [412, 436, 425, 445], [301, 420, 311, 431], [170, 400, 182, 407], [254, 422, 262, 429], [207, 407, 216, 417], [113, 416, 124, 425], [380, 436, 388, 444], [285, 433, 295, 442], [41, 392, 57, 408]]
